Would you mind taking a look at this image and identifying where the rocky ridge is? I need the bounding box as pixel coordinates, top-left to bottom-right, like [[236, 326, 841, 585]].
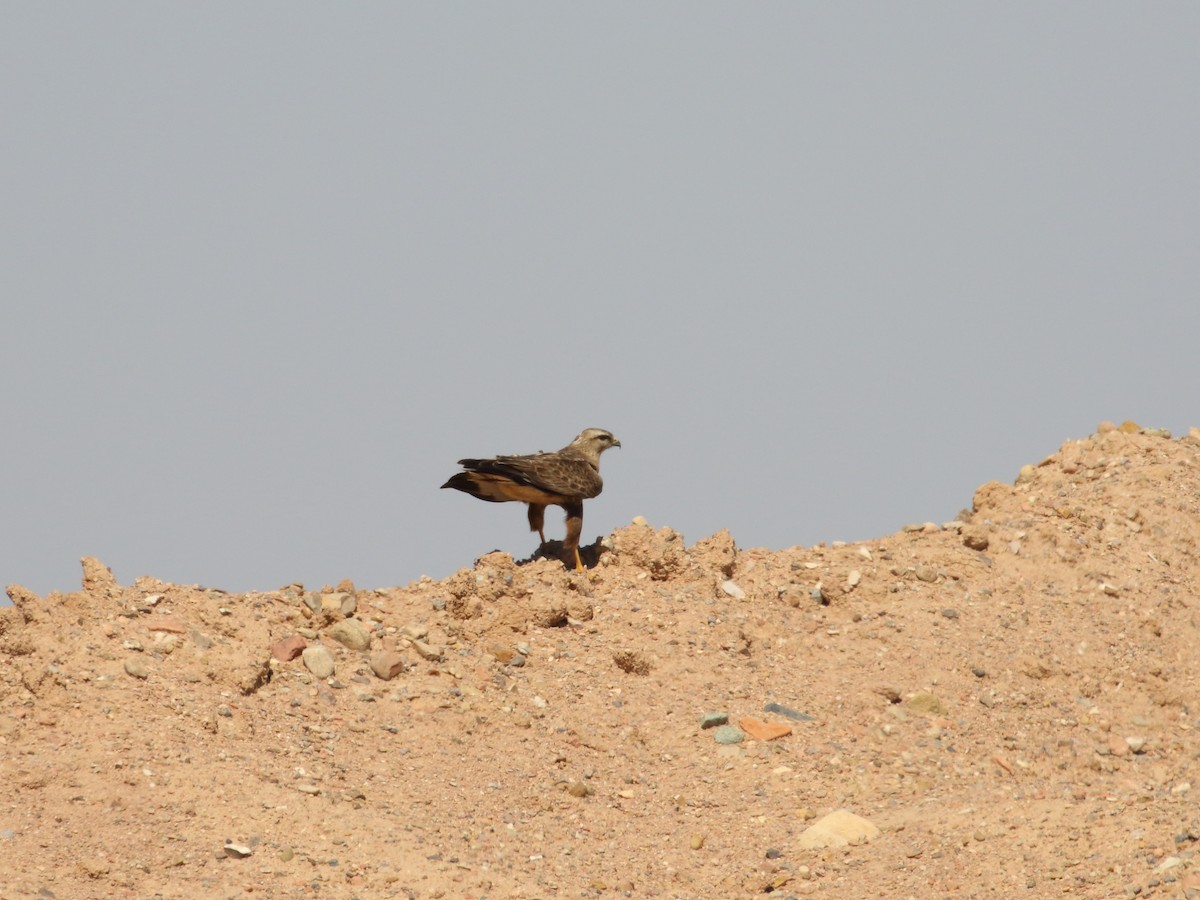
[[3, 421, 1200, 898]]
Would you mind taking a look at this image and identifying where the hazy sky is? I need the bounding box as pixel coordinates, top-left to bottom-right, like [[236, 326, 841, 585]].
[[4, 5, 1198, 600]]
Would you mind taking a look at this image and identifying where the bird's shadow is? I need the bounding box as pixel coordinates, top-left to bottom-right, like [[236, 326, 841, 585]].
[[520, 537, 610, 570]]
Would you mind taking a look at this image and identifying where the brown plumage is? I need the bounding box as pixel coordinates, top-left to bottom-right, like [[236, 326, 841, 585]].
[[441, 428, 621, 571]]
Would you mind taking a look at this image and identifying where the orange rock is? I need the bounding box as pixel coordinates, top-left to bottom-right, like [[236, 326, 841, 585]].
[[738, 717, 792, 741], [145, 615, 189, 634]]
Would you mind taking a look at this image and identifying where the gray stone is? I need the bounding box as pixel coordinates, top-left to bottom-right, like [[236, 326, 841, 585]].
[[763, 702, 815, 722], [713, 725, 746, 745], [700, 712, 729, 729]]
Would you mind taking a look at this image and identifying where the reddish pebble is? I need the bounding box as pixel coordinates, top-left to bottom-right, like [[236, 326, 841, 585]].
[[271, 634, 307, 662]]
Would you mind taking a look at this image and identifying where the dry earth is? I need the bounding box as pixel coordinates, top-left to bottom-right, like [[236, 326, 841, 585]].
[[4, 421, 1200, 900]]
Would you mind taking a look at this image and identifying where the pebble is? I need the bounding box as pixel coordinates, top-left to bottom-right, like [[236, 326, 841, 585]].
[[270, 635, 307, 662], [223, 841, 253, 858], [327, 619, 371, 651], [738, 717, 792, 741], [123, 657, 149, 679], [713, 725, 746, 745], [145, 615, 188, 634], [690, 833, 705, 850], [370, 651, 407, 680], [722, 580, 746, 599], [411, 640, 443, 661], [700, 712, 729, 729], [565, 781, 592, 797], [914, 565, 938, 583], [762, 702, 814, 722], [302, 645, 335, 679], [941, 608, 959, 619], [489, 644, 515, 664], [905, 691, 947, 715]]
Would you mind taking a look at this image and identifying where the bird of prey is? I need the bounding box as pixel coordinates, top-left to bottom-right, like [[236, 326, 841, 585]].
[[441, 428, 621, 571]]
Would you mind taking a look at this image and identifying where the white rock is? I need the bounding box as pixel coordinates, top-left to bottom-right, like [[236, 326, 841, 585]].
[[796, 809, 880, 850], [722, 580, 746, 600], [301, 645, 335, 679]]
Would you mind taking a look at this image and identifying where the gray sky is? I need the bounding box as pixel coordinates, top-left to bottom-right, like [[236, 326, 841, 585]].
[[4, 4, 1198, 600]]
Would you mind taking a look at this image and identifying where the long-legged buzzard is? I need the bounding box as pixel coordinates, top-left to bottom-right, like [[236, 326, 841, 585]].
[[441, 428, 621, 571]]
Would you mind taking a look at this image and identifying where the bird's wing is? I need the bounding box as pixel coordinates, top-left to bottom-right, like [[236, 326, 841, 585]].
[[469, 451, 603, 501]]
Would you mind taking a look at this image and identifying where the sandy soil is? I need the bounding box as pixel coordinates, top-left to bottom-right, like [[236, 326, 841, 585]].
[[4, 421, 1200, 900]]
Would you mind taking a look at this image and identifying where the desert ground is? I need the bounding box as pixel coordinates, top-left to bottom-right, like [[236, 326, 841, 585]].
[[4, 421, 1200, 899]]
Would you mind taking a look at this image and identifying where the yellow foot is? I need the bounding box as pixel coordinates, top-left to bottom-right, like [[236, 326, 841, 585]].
[[573, 547, 585, 572]]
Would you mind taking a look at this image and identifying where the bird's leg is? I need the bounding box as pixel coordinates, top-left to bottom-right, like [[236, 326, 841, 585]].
[[527, 504, 547, 545], [562, 501, 585, 572]]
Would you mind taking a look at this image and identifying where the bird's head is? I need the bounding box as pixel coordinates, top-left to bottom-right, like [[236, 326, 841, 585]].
[[570, 428, 621, 461]]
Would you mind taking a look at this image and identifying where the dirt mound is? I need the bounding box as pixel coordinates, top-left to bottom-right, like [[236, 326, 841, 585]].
[[4, 421, 1200, 898]]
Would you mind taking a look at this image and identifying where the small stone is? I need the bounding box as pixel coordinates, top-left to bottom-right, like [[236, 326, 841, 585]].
[[713, 725, 746, 745], [738, 717, 792, 741], [700, 712, 729, 729], [1101, 582, 1119, 596], [722, 580, 746, 600], [566, 781, 592, 798], [941, 608, 959, 619], [905, 691, 947, 715], [327, 619, 371, 651], [690, 833, 705, 850], [845, 570, 861, 589], [762, 702, 814, 722], [145, 615, 188, 634], [962, 528, 990, 551], [914, 565, 938, 583], [1126, 736, 1147, 754], [302, 645, 335, 679], [489, 644, 515, 664], [412, 640, 443, 661], [223, 842, 253, 859], [278, 846, 294, 862], [796, 809, 880, 850], [972, 667, 987, 678], [123, 658, 149, 679], [370, 651, 407, 681], [271, 635, 307, 662]]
